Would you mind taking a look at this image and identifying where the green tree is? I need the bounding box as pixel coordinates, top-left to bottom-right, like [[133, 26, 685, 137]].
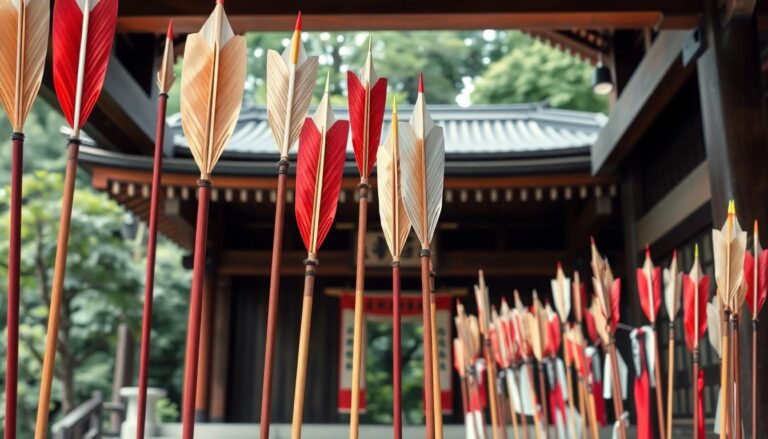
[[0, 171, 142, 435], [472, 31, 608, 112]]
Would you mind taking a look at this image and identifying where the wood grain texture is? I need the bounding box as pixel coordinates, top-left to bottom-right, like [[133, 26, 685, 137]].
[[0, 0, 49, 131]]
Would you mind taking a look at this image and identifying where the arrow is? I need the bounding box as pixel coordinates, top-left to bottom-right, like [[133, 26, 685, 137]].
[[377, 97, 413, 439], [347, 37, 388, 439], [0, 0, 48, 436], [712, 201, 747, 439], [663, 250, 682, 439], [260, 14, 318, 438], [525, 293, 551, 439], [179, 2, 246, 437], [683, 245, 710, 439], [550, 264, 578, 439], [455, 302, 487, 439], [492, 307, 522, 439], [475, 271, 503, 439], [35, 0, 117, 436], [589, 238, 626, 439], [135, 21, 175, 439], [401, 72, 445, 439], [744, 220, 766, 439], [292, 75, 348, 439], [635, 247, 665, 439]]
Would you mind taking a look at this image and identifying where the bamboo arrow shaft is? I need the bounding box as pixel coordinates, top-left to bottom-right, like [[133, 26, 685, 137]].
[[720, 311, 730, 439], [35, 141, 80, 439], [752, 320, 758, 439], [608, 341, 627, 439], [5, 134, 23, 439], [420, 253, 436, 439], [430, 266, 444, 438], [561, 332, 577, 439], [136, 93, 169, 439], [392, 263, 402, 439], [731, 317, 742, 439], [536, 363, 549, 439], [485, 343, 500, 439], [181, 182, 211, 439], [349, 184, 369, 439], [693, 348, 700, 439], [259, 162, 289, 439], [291, 259, 318, 439]]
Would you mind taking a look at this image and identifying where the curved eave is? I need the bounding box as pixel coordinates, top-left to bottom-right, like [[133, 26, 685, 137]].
[[80, 145, 592, 177]]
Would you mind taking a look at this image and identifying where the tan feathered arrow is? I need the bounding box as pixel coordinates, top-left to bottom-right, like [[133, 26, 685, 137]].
[[179, 3, 246, 438]]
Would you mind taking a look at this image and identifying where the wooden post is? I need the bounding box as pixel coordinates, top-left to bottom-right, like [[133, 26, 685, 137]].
[[111, 323, 134, 431], [697, 0, 768, 434], [209, 276, 231, 422]]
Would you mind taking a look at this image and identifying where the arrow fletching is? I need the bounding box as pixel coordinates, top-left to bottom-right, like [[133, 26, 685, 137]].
[[707, 297, 722, 358], [266, 13, 318, 159], [295, 78, 348, 255], [712, 201, 748, 312], [377, 98, 413, 260], [157, 20, 176, 94], [348, 38, 387, 179], [401, 73, 444, 248], [664, 250, 683, 320], [683, 248, 709, 352], [0, 0, 49, 132], [745, 221, 768, 318], [551, 262, 571, 323], [637, 246, 662, 323], [52, 0, 118, 136]]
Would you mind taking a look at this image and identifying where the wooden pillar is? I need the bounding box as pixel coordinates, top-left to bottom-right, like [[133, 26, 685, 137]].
[[620, 168, 643, 327], [195, 272, 216, 421], [209, 275, 232, 422], [697, 0, 768, 434], [111, 323, 134, 431]]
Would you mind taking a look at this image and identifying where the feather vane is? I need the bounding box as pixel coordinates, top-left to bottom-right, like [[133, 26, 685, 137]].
[[180, 4, 246, 179], [156, 21, 175, 94], [683, 273, 709, 352], [0, 0, 49, 131], [712, 201, 748, 311], [348, 43, 387, 178], [52, 0, 117, 132], [551, 263, 571, 323], [266, 15, 318, 158], [295, 84, 348, 255], [707, 298, 722, 358], [402, 75, 444, 248], [664, 250, 683, 319], [745, 222, 768, 318], [377, 100, 413, 259], [637, 248, 662, 323]]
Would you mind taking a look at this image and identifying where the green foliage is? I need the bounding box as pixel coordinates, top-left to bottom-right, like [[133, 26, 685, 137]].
[[472, 31, 608, 112], [0, 171, 143, 434]]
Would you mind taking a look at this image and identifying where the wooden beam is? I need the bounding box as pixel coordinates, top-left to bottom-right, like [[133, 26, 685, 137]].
[[219, 250, 569, 277], [697, 0, 768, 433], [636, 161, 710, 246], [591, 30, 697, 175]]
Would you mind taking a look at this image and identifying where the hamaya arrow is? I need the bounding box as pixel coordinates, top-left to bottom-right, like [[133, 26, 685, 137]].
[[135, 21, 175, 439], [347, 37, 388, 439], [260, 16, 318, 437], [291, 75, 348, 439], [0, 0, 48, 436], [401, 73, 445, 438], [377, 97, 413, 439], [663, 250, 682, 439], [744, 220, 767, 439], [550, 263, 578, 439], [635, 247, 665, 439], [35, 0, 117, 436], [179, 1, 246, 437], [683, 245, 709, 439]]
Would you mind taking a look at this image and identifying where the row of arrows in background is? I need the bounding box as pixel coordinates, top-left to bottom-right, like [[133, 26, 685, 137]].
[[0, 0, 448, 439], [456, 206, 766, 439]]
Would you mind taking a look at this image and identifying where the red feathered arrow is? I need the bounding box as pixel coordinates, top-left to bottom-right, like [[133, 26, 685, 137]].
[[682, 245, 709, 439], [346, 38, 387, 437], [36, 0, 118, 436], [291, 77, 348, 439], [745, 220, 767, 439], [635, 246, 665, 439]]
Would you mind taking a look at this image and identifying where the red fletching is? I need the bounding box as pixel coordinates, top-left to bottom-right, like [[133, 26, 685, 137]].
[[52, 0, 118, 129], [609, 278, 621, 331], [682, 273, 709, 352], [295, 119, 348, 253], [745, 250, 768, 317], [418, 72, 424, 93], [636, 266, 662, 323], [347, 72, 387, 178], [490, 328, 506, 368], [547, 314, 561, 354], [584, 308, 599, 344]]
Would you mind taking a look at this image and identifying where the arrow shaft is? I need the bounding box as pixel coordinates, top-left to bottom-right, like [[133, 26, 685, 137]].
[[349, 185, 368, 439], [651, 328, 666, 439], [136, 92, 169, 439], [5, 134, 23, 439], [420, 254, 436, 439], [392, 263, 402, 439], [34, 141, 80, 439], [665, 325, 675, 439], [607, 341, 627, 439], [72, 0, 91, 137], [291, 259, 318, 439]]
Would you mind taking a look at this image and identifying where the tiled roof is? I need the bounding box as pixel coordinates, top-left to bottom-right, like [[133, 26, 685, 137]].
[[167, 102, 607, 159]]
